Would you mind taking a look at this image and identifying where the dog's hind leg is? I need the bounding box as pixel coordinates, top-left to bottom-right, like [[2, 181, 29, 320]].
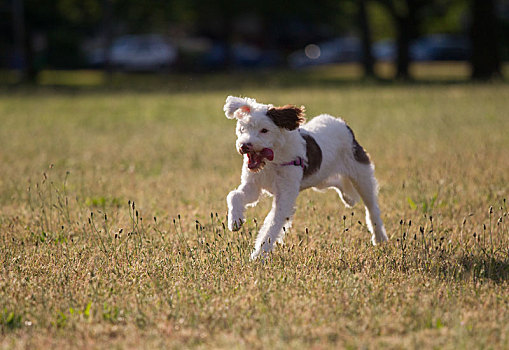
[[322, 175, 360, 208], [349, 164, 388, 245]]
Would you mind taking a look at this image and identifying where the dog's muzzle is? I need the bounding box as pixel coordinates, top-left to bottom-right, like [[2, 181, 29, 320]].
[[239, 143, 253, 155], [244, 148, 274, 172]]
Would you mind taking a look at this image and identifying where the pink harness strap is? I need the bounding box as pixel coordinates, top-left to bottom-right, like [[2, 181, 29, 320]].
[[280, 157, 306, 170]]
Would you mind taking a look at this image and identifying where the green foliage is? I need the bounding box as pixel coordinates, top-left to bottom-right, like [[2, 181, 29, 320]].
[[102, 303, 122, 323], [368, 1, 396, 40], [54, 311, 67, 328], [407, 192, 438, 213], [421, 0, 469, 34], [0, 309, 23, 331], [85, 196, 123, 208]]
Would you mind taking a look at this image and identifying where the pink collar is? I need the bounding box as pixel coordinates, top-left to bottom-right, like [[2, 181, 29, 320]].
[[280, 156, 305, 170]]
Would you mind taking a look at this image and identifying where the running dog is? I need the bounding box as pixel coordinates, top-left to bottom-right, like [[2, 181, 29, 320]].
[[224, 96, 388, 259]]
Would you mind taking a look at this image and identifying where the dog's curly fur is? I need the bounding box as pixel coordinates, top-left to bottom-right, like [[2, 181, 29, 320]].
[[224, 96, 388, 260]]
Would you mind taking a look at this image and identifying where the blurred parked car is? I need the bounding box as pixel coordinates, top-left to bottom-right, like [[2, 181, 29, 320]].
[[289, 34, 471, 67], [288, 37, 362, 68], [202, 42, 281, 69], [411, 34, 471, 61], [372, 39, 396, 62], [84, 34, 177, 70], [110, 35, 177, 70], [373, 35, 471, 62]]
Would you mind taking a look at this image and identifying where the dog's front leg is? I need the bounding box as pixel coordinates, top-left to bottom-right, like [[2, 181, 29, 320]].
[[227, 181, 261, 231], [251, 183, 300, 260]]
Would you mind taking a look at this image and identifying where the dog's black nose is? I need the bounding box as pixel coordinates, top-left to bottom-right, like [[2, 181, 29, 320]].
[[240, 143, 252, 154]]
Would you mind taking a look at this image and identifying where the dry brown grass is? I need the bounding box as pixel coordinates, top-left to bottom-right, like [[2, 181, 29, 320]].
[[0, 73, 508, 349]]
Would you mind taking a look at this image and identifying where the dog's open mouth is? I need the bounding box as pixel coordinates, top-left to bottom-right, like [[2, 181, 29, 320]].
[[246, 148, 274, 171]]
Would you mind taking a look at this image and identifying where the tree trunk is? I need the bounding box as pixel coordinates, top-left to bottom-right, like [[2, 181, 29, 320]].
[[221, 15, 235, 70], [12, 0, 31, 83], [395, 0, 419, 80], [395, 16, 411, 79], [396, 18, 410, 80], [358, 0, 376, 79], [379, 0, 420, 80], [470, 0, 501, 80], [102, 0, 114, 82]]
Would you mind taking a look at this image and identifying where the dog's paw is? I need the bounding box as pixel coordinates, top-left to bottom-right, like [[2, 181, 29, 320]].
[[250, 239, 275, 260], [372, 231, 388, 245], [250, 248, 264, 261], [250, 249, 259, 261], [228, 215, 244, 231]]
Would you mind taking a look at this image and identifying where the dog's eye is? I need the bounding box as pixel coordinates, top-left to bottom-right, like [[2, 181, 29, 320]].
[[260, 128, 269, 134], [239, 126, 246, 133]]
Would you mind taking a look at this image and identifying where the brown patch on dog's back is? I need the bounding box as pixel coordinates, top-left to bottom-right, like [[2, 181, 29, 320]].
[[346, 125, 371, 164], [266, 105, 306, 130], [302, 134, 322, 177]]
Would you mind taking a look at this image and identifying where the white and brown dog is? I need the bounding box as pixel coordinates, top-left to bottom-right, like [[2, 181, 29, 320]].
[[224, 96, 388, 259]]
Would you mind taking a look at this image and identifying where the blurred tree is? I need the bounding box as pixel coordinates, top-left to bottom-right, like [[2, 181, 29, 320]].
[[10, 0, 502, 82], [11, 0, 27, 81], [11, 0, 103, 82], [187, 0, 245, 69], [101, 0, 113, 78], [367, 1, 396, 40], [185, 0, 345, 69], [374, 0, 469, 80], [358, 0, 376, 78], [113, 0, 176, 33], [420, 0, 468, 34], [470, 0, 501, 80], [376, 0, 427, 80]]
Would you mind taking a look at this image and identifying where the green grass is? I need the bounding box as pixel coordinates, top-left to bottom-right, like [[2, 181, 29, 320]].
[[0, 68, 508, 349]]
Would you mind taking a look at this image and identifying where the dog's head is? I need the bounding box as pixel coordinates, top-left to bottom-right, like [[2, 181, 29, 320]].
[[224, 96, 305, 172]]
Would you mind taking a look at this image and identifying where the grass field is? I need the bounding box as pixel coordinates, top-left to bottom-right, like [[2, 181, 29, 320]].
[[1, 67, 508, 349]]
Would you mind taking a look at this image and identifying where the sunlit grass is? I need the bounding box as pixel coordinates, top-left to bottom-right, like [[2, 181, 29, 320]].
[[38, 70, 106, 86], [3, 62, 508, 89], [0, 72, 508, 349]]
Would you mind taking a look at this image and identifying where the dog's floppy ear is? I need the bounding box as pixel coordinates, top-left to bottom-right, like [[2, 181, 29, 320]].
[[266, 105, 306, 130], [224, 96, 250, 119]]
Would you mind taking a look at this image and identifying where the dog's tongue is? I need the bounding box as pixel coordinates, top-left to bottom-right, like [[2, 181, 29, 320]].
[[259, 148, 274, 161], [247, 148, 274, 169]]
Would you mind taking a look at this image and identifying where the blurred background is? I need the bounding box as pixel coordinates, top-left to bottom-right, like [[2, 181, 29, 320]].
[[1, 0, 508, 84]]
